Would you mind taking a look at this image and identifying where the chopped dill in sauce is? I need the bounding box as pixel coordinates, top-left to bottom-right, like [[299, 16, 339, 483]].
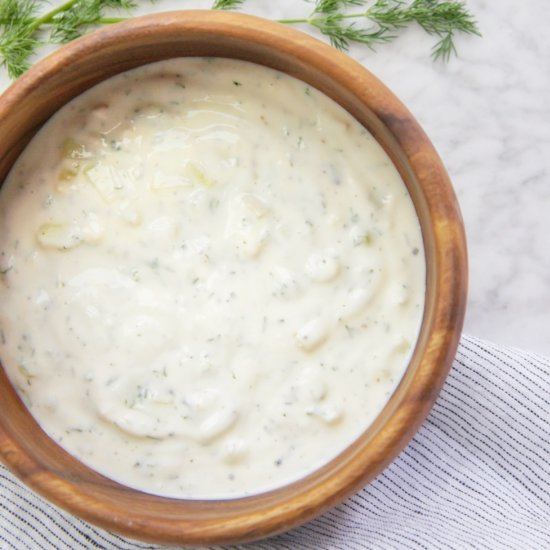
[[0, 58, 424, 499]]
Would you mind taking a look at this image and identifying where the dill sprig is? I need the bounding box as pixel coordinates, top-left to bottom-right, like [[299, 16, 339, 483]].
[[367, 0, 481, 60], [0, 0, 41, 77], [278, 0, 480, 59], [0, 0, 480, 80]]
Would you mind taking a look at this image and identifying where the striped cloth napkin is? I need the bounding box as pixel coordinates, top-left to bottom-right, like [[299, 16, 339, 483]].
[[1, 335, 549, 549]]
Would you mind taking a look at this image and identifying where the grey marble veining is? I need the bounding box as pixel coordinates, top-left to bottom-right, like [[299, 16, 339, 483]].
[[353, 0, 550, 355], [0, 0, 548, 354]]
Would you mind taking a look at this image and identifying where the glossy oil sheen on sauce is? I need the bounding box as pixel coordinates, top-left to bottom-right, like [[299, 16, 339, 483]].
[[0, 58, 425, 499]]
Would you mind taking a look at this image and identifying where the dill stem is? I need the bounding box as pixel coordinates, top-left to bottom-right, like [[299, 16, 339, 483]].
[[0, 16, 128, 28], [277, 12, 368, 25], [88, 17, 127, 24], [276, 17, 311, 25], [29, 0, 81, 31]]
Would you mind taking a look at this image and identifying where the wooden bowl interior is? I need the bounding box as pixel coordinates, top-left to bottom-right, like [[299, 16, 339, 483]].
[[0, 10, 467, 545]]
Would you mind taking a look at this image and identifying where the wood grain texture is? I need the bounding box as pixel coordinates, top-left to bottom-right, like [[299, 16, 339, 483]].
[[0, 10, 467, 546]]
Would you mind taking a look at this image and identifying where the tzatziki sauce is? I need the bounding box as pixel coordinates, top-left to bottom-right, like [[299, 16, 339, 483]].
[[0, 58, 425, 499]]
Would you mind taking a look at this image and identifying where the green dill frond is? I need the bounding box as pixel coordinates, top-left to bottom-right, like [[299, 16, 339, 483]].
[[312, 15, 392, 51], [432, 31, 456, 61], [0, 0, 40, 22], [313, 0, 366, 15], [410, 0, 480, 36], [369, 0, 477, 32], [211, 0, 246, 10], [0, 24, 39, 78], [0, 0, 43, 78], [368, 0, 480, 59], [50, 0, 139, 43], [279, 0, 479, 58]]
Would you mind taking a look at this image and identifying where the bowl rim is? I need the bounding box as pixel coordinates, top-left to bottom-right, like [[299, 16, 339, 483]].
[[0, 9, 468, 545]]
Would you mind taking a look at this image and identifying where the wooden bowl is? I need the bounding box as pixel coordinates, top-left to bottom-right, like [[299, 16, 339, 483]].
[[0, 10, 467, 546]]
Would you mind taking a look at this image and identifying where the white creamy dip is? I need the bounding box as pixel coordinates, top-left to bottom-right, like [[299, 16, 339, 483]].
[[0, 58, 425, 499]]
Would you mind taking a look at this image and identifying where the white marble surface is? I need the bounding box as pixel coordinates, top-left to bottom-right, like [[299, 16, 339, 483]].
[[1, 1, 549, 355]]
